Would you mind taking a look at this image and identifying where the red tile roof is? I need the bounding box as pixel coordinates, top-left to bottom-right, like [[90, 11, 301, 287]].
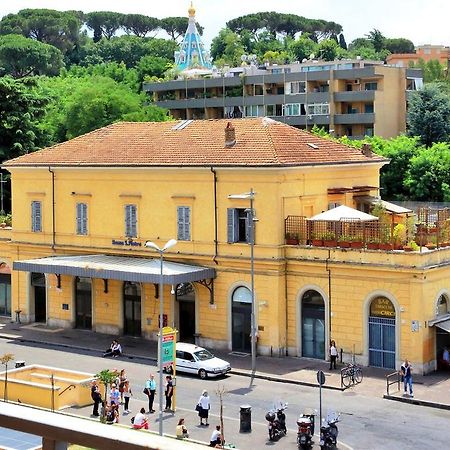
[[3, 118, 387, 167]]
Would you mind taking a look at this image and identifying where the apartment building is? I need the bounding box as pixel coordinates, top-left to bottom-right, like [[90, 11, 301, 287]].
[[144, 60, 422, 139], [387, 44, 450, 68]]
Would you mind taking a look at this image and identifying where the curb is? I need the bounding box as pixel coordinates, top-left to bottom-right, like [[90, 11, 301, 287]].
[[383, 394, 450, 410], [0, 333, 345, 391]]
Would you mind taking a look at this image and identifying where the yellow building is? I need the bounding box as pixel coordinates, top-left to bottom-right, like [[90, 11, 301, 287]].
[[1, 118, 450, 375]]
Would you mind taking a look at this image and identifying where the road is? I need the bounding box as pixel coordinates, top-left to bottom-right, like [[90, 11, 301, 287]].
[[0, 337, 449, 449]]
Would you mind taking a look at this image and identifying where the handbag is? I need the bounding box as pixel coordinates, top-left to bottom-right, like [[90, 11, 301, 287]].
[[143, 387, 149, 395], [195, 404, 202, 412]]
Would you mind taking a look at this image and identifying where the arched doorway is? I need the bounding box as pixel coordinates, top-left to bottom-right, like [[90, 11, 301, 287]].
[[177, 283, 196, 343], [301, 290, 325, 359], [368, 296, 396, 369], [31, 272, 46, 322], [435, 293, 450, 369], [232, 286, 252, 352], [123, 282, 141, 337], [75, 277, 92, 329], [0, 265, 11, 318]]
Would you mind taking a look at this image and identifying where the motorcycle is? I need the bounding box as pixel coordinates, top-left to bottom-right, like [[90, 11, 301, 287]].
[[320, 412, 340, 450], [265, 402, 287, 441], [297, 412, 315, 449]]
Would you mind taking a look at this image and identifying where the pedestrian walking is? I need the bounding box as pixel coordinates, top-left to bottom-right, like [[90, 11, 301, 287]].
[[176, 418, 189, 439], [144, 373, 156, 413], [197, 389, 210, 426], [123, 380, 132, 413], [329, 340, 338, 370], [400, 359, 413, 397], [118, 369, 128, 404], [165, 375, 174, 411], [90, 380, 102, 417]]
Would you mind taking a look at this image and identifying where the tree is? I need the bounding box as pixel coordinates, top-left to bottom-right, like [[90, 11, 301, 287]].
[[0, 34, 63, 78], [210, 28, 245, 67], [405, 143, 450, 201], [384, 38, 414, 54], [1, 353, 14, 402], [289, 35, 317, 61], [160, 17, 203, 42], [0, 76, 48, 160], [366, 29, 386, 53], [136, 55, 172, 84], [122, 14, 159, 37], [411, 58, 446, 83], [85, 11, 124, 40], [318, 39, 340, 61], [407, 83, 450, 147], [0, 9, 83, 55], [95, 369, 116, 421], [338, 33, 347, 50]]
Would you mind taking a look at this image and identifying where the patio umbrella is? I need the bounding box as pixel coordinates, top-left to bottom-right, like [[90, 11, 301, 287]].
[[308, 205, 378, 222]]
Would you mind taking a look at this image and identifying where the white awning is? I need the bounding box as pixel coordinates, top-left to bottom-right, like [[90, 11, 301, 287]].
[[429, 314, 450, 332], [13, 254, 215, 285], [357, 196, 413, 214], [308, 205, 378, 222]]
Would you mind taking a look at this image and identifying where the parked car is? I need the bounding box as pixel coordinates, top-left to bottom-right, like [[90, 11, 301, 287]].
[[173, 342, 231, 379]]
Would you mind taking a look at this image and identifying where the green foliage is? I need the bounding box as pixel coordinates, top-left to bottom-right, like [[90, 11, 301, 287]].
[[384, 38, 414, 54], [338, 33, 347, 50], [366, 29, 385, 53], [160, 17, 202, 41], [407, 83, 450, 146], [410, 59, 446, 83], [85, 11, 123, 41], [0, 76, 48, 160], [0, 9, 83, 56], [37, 75, 169, 143], [122, 14, 159, 38], [136, 56, 173, 85], [0, 213, 12, 226], [210, 28, 245, 67], [289, 35, 317, 62], [404, 142, 450, 201], [0, 34, 63, 78], [318, 39, 340, 61]]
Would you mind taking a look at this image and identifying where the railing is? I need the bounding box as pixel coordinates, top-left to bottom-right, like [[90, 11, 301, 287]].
[[386, 371, 401, 396]]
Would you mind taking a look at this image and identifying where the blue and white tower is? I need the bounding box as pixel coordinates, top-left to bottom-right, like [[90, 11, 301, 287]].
[[174, 2, 212, 73]]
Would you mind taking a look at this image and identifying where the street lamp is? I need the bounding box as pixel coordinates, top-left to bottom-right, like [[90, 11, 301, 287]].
[[144, 238, 177, 436], [228, 188, 257, 384]]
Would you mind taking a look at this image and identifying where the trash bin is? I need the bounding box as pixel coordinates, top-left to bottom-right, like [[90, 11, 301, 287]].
[[239, 404, 252, 433]]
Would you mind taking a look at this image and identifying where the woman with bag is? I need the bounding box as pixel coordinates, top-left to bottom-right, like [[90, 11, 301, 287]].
[[197, 390, 210, 426], [118, 369, 128, 404], [123, 380, 132, 414]]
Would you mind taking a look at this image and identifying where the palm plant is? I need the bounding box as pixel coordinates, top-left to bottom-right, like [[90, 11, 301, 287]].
[[1, 353, 14, 402]]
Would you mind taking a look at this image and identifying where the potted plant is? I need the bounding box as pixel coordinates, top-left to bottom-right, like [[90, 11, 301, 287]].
[[426, 241, 436, 250], [350, 235, 364, 249], [311, 232, 323, 247], [403, 241, 419, 252], [393, 223, 406, 250], [338, 235, 351, 248], [366, 237, 381, 250], [323, 231, 337, 247], [285, 232, 299, 245]]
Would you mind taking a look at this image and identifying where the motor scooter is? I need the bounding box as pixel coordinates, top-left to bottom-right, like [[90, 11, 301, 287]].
[[265, 402, 287, 441], [320, 412, 340, 449], [297, 411, 315, 449]]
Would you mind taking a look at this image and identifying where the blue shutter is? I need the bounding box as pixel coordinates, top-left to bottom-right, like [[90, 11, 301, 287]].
[[125, 204, 137, 238], [131, 205, 137, 237], [82, 203, 88, 235], [227, 208, 238, 243], [177, 206, 191, 241], [76, 203, 82, 234], [177, 206, 184, 240], [245, 209, 256, 244], [32, 201, 42, 232]]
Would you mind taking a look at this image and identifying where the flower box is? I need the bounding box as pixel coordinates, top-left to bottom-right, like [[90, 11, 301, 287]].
[[312, 239, 323, 247], [323, 240, 338, 247], [350, 241, 363, 249]]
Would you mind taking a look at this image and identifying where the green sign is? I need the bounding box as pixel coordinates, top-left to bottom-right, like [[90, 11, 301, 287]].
[[162, 333, 175, 367]]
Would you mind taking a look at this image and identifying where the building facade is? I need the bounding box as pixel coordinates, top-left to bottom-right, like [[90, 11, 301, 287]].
[[144, 60, 423, 139], [1, 118, 449, 375], [387, 44, 450, 68]]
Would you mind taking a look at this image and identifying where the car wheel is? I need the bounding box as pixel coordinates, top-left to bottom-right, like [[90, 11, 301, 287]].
[[199, 369, 208, 379]]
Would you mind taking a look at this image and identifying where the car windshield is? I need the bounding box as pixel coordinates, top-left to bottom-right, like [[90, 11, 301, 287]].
[[194, 349, 214, 361]]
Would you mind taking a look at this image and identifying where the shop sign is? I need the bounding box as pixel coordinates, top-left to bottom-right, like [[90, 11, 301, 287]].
[[162, 327, 176, 369], [370, 297, 395, 318], [112, 238, 142, 247]]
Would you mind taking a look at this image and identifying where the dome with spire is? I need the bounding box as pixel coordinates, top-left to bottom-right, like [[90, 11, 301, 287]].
[[174, 1, 212, 75]]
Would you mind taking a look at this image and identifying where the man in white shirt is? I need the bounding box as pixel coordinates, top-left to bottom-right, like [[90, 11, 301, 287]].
[[209, 425, 222, 447]]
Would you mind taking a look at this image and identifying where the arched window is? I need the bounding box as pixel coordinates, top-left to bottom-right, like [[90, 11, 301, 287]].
[[437, 294, 449, 316], [232, 286, 252, 303]]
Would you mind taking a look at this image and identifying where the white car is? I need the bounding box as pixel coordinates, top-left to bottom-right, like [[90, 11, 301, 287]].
[[174, 342, 231, 379]]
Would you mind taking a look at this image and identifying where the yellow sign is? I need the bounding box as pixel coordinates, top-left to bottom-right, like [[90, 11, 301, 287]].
[[370, 297, 395, 318]]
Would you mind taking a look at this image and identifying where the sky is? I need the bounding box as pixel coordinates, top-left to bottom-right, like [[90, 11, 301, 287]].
[[1, 0, 449, 49]]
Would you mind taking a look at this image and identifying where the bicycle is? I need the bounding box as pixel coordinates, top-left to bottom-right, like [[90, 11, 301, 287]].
[[341, 363, 363, 388]]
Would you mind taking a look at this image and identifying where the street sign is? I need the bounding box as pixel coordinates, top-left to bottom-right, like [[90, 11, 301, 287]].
[[317, 370, 326, 386], [162, 332, 175, 368]]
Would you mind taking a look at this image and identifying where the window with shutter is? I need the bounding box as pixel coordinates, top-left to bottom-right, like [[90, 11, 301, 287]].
[[31, 201, 42, 232], [177, 206, 191, 241], [125, 204, 137, 237], [227, 208, 238, 243], [76, 203, 88, 235]]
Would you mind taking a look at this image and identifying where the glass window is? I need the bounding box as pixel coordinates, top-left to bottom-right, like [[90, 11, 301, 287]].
[[286, 81, 306, 94], [307, 103, 330, 116], [232, 286, 252, 303], [365, 82, 378, 91], [437, 295, 448, 316], [254, 84, 264, 96], [245, 105, 263, 117], [76, 202, 88, 235], [365, 104, 374, 113], [31, 201, 42, 232], [284, 103, 301, 116], [125, 204, 137, 238]]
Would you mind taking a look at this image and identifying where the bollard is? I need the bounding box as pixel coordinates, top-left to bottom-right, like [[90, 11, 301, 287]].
[[239, 404, 252, 433]]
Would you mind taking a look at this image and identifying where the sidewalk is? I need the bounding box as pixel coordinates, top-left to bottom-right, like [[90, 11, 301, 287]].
[[1, 318, 450, 409]]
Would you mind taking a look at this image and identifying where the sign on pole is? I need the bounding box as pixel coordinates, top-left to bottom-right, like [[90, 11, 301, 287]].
[[317, 370, 325, 430], [162, 327, 177, 410]]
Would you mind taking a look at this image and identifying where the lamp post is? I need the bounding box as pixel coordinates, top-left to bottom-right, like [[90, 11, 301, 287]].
[[228, 189, 257, 384], [144, 238, 177, 436]]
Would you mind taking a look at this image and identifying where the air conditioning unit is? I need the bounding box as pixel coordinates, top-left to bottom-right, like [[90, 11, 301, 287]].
[[353, 79, 361, 85]]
